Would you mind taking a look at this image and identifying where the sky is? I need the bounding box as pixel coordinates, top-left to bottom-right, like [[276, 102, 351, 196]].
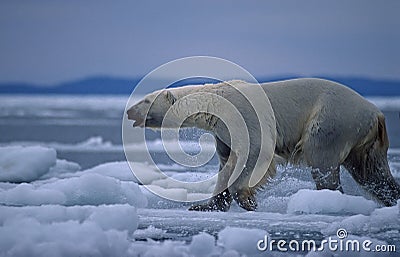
[[0, 0, 399, 85]]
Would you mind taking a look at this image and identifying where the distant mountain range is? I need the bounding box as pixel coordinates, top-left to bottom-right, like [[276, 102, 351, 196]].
[[0, 76, 399, 96]]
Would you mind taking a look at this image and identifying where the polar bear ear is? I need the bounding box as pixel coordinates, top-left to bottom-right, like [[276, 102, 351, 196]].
[[165, 90, 176, 105]]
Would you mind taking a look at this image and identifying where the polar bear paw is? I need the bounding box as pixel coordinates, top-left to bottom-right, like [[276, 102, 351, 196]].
[[233, 189, 257, 211], [189, 191, 232, 212], [188, 202, 229, 212]]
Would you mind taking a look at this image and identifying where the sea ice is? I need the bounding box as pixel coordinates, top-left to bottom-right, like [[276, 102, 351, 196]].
[[41, 173, 147, 207], [81, 161, 137, 182], [323, 200, 400, 236], [0, 141, 398, 256], [0, 204, 137, 257], [188, 232, 217, 257], [287, 189, 378, 215], [217, 226, 269, 257], [129, 227, 296, 257], [39, 159, 81, 180], [0, 164, 148, 207], [0, 183, 66, 206], [0, 146, 56, 182]]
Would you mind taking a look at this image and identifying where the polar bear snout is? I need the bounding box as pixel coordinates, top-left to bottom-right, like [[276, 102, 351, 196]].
[[127, 107, 146, 127]]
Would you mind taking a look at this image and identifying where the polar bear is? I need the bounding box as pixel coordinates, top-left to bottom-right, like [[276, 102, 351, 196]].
[[127, 78, 400, 211]]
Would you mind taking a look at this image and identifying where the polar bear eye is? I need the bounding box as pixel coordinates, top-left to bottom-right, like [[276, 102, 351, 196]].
[[144, 99, 151, 104]]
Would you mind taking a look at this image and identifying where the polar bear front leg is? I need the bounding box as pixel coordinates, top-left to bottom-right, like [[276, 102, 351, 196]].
[[227, 134, 276, 211], [229, 150, 277, 211], [229, 153, 260, 211], [189, 137, 235, 212]]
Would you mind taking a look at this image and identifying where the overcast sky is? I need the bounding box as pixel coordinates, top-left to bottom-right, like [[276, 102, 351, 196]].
[[0, 0, 399, 85]]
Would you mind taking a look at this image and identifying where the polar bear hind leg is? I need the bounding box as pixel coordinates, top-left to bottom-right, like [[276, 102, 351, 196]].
[[343, 115, 400, 206]]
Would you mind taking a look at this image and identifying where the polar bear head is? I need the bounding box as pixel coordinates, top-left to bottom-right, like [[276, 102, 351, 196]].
[[127, 89, 176, 128]]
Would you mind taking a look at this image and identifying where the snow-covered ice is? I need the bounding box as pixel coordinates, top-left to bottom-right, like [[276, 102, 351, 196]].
[[217, 227, 269, 256], [0, 205, 138, 257], [0, 146, 56, 182], [287, 189, 378, 215], [323, 201, 400, 237], [0, 142, 399, 256], [0, 183, 66, 206], [40, 173, 147, 207]]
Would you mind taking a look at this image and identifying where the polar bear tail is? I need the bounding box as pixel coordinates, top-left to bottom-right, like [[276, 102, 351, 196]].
[[344, 114, 400, 206], [377, 113, 390, 149]]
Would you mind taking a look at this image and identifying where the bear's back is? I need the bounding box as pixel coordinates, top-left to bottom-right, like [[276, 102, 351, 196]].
[[261, 78, 380, 115], [259, 78, 382, 157]]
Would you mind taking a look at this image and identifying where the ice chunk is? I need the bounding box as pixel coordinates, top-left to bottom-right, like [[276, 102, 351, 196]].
[[287, 189, 377, 215], [0, 146, 56, 182], [82, 161, 137, 182], [41, 173, 147, 207], [217, 227, 269, 257], [0, 183, 66, 206], [80, 161, 216, 203], [0, 204, 136, 257], [323, 201, 400, 236], [87, 205, 138, 234], [39, 159, 81, 180], [189, 232, 216, 257], [0, 204, 137, 229], [0, 173, 147, 207], [133, 225, 166, 240], [84, 161, 167, 185]]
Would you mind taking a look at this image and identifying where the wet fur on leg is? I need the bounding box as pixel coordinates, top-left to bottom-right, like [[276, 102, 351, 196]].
[[343, 115, 400, 206], [189, 190, 233, 212], [232, 160, 277, 211]]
